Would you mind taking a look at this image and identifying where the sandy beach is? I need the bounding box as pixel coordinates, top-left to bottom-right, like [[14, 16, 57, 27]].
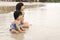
[[0, 3, 60, 40]]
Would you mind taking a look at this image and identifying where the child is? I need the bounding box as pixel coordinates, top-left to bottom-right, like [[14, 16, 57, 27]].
[[16, 3, 29, 28], [10, 11, 25, 33]]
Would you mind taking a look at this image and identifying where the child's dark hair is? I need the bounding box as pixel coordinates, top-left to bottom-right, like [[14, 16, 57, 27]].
[[16, 3, 24, 11], [14, 11, 22, 20]]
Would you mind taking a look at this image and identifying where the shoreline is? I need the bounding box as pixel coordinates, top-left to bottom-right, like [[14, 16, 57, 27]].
[[0, 2, 44, 13]]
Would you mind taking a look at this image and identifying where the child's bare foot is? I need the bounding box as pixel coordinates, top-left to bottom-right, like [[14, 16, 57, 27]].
[[19, 30, 25, 33], [12, 31, 19, 34]]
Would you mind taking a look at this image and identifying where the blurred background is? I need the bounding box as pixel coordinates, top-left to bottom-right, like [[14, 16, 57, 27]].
[[0, 0, 60, 2], [0, 0, 60, 13]]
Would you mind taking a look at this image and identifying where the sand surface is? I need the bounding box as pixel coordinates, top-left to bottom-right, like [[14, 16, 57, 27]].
[[0, 3, 60, 40]]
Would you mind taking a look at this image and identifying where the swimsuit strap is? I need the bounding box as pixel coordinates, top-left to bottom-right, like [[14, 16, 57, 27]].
[[18, 23, 23, 27]]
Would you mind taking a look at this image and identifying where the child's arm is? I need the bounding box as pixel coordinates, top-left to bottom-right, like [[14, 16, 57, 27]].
[[16, 23, 20, 31], [15, 21, 24, 32], [14, 21, 21, 32]]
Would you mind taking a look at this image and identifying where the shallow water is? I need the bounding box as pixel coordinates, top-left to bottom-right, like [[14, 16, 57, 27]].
[[0, 3, 60, 40]]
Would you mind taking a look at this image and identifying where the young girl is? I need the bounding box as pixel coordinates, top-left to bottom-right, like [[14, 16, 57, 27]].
[[16, 3, 29, 28], [10, 11, 25, 33]]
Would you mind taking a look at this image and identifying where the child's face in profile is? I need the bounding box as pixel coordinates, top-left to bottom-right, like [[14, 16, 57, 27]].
[[20, 6, 25, 12]]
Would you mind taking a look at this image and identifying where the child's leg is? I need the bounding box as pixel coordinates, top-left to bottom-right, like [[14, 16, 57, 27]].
[[11, 29, 19, 34], [21, 20, 29, 28], [22, 22, 29, 28]]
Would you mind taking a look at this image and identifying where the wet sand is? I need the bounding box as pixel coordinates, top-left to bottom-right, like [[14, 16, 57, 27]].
[[0, 3, 60, 40]]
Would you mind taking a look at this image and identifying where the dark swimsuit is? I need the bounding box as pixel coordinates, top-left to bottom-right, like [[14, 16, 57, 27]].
[[10, 23, 23, 31]]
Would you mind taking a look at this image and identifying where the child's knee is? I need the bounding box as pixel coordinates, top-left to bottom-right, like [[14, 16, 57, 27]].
[[23, 24, 29, 28], [24, 24, 28, 26]]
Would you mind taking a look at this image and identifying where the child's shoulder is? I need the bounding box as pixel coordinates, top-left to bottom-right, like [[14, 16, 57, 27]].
[[13, 20, 19, 24]]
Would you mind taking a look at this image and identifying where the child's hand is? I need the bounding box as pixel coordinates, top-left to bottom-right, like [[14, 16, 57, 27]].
[[20, 27, 25, 31]]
